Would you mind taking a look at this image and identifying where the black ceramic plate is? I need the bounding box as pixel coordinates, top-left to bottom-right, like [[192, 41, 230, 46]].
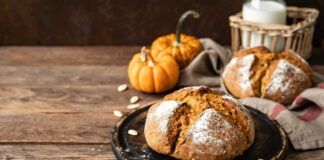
[[111, 102, 289, 160]]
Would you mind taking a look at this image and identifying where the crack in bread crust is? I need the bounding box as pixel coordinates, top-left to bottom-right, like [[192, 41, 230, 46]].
[[223, 47, 313, 105], [159, 87, 255, 160], [144, 100, 190, 154]]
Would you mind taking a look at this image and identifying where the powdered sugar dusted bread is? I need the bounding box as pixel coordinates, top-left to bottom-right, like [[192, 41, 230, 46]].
[[222, 54, 256, 98], [222, 46, 312, 105], [144, 86, 255, 160], [144, 100, 188, 154]]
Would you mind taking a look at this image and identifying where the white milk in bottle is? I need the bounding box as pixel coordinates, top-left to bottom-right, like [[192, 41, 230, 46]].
[[242, 0, 286, 52]]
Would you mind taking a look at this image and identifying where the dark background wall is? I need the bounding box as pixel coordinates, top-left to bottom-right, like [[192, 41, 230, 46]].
[[0, 0, 323, 46]]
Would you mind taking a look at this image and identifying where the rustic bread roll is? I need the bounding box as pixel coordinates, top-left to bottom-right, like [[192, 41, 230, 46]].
[[144, 86, 255, 160], [222, 46, 312, 105]]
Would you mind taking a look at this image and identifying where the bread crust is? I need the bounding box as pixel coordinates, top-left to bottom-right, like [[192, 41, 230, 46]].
[[222, 47, 312, 105], [222, 54, 256, 98], [144, 86, 255, 160], [144, 101, 189, 154], [261, 60, 312, 105]]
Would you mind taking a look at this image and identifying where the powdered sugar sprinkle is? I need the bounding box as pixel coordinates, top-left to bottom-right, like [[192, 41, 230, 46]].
[[186, 109, 238, 155], [152, 100, 183, 134], [188, 109, 233, 143], [266, 60, 308, 95], [223, 54, 255, 92]]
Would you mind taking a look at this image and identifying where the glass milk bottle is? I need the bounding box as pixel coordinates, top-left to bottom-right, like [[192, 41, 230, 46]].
[[242, 0, 286, 52]]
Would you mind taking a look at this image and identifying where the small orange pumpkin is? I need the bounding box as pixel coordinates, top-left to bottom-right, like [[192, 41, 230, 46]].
[[151, 10, 203, 69], [128, 47, 179, 93]]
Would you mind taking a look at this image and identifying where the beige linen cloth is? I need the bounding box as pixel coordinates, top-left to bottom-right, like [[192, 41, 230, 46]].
[[178, 38, 324, 150]]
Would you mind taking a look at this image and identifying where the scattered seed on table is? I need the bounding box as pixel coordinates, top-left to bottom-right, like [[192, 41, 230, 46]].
[[113, 110, 123, 118], [117, 84, 128, 92], [127, 104, 140, 109], [130, 96, 139, 104], [128, 129, 138, 136]]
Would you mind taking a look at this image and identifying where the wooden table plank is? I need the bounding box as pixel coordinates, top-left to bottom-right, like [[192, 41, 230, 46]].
[[0, 66, 128, 86], [0, 46, 140, 66], [0, 145, 322, 160], [0, 66, 128, 87], [0, 144, 323, 159], [0, 144, 115, 159], [0, 85, 161, 143]]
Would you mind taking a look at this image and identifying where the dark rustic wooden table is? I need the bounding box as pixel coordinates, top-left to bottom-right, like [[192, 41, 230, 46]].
[[0, 46, 323, 159]]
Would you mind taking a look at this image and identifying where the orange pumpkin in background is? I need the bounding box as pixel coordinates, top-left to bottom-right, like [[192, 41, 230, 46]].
[[128, 47, 179, 93], [151, 10, 203, 69]]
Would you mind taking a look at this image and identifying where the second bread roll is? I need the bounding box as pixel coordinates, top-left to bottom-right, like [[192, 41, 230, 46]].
[[222, 46, 312, 105]]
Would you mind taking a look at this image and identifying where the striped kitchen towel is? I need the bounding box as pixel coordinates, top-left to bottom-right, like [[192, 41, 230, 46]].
[[241, 83, 324, 150]]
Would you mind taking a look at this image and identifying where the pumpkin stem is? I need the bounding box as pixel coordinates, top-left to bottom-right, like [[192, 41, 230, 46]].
[[175, 10, 200, 45], [140, 47, 155, 66], [140, 47, 148, 62]]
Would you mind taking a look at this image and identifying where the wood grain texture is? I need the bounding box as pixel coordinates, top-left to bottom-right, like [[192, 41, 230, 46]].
[[0, 46, 140, 66], [0, 144, 115, 159], [0, 0, 322, 47], [0, 46, 321, 158], [0, 144, 323, 159], [0, 85, 161, 143]]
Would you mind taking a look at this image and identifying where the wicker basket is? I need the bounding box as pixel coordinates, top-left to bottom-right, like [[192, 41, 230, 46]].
[[229, 7, 319, 59]]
